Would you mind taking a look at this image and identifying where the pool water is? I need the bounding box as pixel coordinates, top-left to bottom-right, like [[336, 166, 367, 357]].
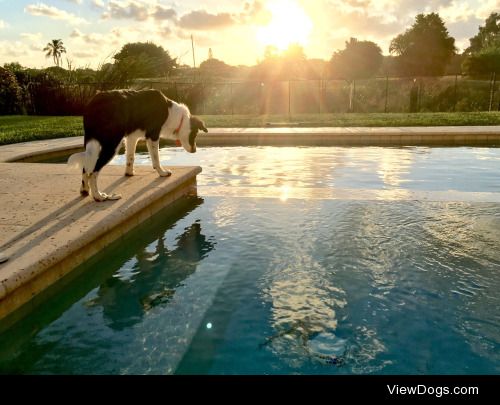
[[0, 146, 499, 374]]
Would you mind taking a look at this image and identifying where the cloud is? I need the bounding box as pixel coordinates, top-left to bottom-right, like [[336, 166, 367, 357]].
[[69, 28, 104, 45], [177, 1, 274, 31], [99, 1, 269, 31], [176, 29, 215, 46], [72, 50, 96, 58], [477, 0, 500, 20], [178, 10, 235, 30], [101, 0, 176, 22], [324, 0, 405, 42], [437, 0, 477, 23], [24, 2, 88, 25], [153, 5, 177, 21], [0, 19, 8, 29], [21, 32, 44, 42], [102, 0, 150, 21], [158, 24, 173, 37], [91, 0, 105, 9], [0, 40, 35, 59], [239, 1, 272, 25]]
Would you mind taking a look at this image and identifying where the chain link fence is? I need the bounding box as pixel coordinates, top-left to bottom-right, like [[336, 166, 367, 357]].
[[22, 74, 500, 116]]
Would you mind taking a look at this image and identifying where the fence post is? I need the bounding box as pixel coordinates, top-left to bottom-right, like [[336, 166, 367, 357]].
[[348, 80, 356, 113], [288, 80, 291, 118], [201, 82, 205, 115], [489, 71, 496, 112], [453, 74, 458, 112], [230, 82, 234, 115], [384, 76, 389, 113], [417, 79, 422, 112], [318, 79, 321, 114], [259, 82, 264, 115]]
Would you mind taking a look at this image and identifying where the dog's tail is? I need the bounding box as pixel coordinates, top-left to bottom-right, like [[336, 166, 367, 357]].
[[67, 151, 85, 170], [67, 140, 101, 173]]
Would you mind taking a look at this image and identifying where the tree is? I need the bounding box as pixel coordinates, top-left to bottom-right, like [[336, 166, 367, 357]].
[[330, 38, 383, 112], [389, 13, 456, 76], [254, 43, 307, 79], [43, 39, 67, 67], [462, 13, 500, 76], [3, 62, 24, 73], [282, 43, 306, 61], [462, 48, 500, 76], [199, 58, 234, 77], [263, 45, 279, 60], [113, 42, 176, 81], [330, 38, 383, 80], [465, 12, 499, 55]]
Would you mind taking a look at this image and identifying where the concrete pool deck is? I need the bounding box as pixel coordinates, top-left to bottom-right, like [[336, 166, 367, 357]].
[[0, 125, 499, 324]]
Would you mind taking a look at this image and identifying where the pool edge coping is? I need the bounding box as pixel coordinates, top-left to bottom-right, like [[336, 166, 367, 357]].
[[1, 125, 500, 163]]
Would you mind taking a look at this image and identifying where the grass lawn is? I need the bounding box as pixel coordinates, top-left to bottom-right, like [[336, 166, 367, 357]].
[[0, 116, 84, 145], [1, 112, 499, 145]]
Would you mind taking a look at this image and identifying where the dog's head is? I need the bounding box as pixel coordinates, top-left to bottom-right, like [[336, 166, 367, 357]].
[[178, 115, 208, 153]]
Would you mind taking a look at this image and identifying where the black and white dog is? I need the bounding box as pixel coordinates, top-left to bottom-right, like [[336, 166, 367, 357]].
[[68, 89, 207, 202]]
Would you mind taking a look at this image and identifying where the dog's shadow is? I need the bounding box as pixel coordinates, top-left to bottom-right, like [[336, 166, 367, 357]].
[[1, 174, 156, 263]]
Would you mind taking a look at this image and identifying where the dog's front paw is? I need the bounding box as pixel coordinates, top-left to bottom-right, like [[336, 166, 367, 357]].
[[125, 170, 135, 177], [157, 168, 172, 177]]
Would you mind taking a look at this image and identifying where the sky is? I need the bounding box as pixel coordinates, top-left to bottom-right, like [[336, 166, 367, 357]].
[[0, 0, 498, 69]]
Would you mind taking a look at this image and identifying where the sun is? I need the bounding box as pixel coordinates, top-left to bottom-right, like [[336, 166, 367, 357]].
[[257, 0, 313, 51]]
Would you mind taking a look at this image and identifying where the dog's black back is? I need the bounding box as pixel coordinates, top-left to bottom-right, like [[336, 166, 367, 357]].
[[84, 89, 172, 172]]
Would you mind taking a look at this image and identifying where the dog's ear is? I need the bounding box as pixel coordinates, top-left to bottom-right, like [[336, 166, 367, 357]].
[[192, 116, 208, 133], [200, 120, 208, 133]]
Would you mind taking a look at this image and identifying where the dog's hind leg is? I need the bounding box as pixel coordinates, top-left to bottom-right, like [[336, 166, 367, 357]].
[[125, 135, 139, 176], [147, 139, 171, 177], [86, 139, 122, 202], [81, 169, 90, 196], [88, 172, 121, 202]]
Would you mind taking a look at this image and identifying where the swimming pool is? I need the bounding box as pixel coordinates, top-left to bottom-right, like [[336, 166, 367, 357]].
[[0, 146, 499, 374]]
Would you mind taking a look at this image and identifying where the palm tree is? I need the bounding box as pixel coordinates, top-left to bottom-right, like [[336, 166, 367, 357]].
[[43, 39, 67, 67]]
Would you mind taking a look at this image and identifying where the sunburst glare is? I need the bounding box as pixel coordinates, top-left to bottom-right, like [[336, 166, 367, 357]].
[[257, 0, 313, 50]]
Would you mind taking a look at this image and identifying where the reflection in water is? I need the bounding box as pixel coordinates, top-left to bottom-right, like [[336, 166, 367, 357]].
[[114, 146, 423, 191], [375, 148, 413, 187], [418, 203, 500, 365], [257, 199, 500, 374], [259, 202, 349, 368], [86, 220, 216, 331], [263, 263, 348, 367], [259, 201, 395, 371]]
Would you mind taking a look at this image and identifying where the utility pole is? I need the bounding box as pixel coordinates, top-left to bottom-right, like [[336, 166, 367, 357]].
[[191, 35, 196, 69]]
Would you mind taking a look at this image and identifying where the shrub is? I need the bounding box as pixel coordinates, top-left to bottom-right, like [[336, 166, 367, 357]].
[[0, 67, 23, 114]]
